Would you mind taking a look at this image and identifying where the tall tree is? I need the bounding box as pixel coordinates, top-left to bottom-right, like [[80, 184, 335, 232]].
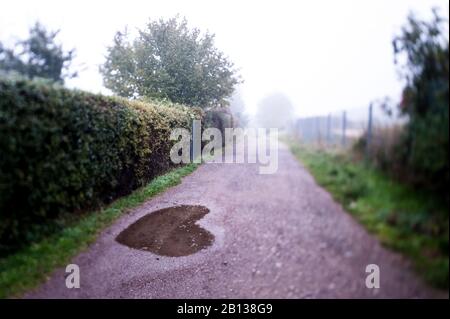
[[393, 8, 449, 196], [0, 22, 76, 83], [256, 93, 295, 129], [100, 16, 240, 108]]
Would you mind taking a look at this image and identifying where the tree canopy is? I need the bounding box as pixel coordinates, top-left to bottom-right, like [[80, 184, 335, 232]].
[[100, 16, 240, 108], [256, 93, 295, 129], [0, 22, 76, 83]]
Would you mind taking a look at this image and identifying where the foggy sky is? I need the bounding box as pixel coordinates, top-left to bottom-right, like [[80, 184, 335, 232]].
[[0, 0, 448, 117]]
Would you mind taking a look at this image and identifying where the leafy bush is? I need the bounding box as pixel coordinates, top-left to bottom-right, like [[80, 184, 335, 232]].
[[393, 10, 449, 200], [0, 78, 200, 254], [204, 107, 235, 137], [354, 125, 406, 176], [355, 10, 449, 204]]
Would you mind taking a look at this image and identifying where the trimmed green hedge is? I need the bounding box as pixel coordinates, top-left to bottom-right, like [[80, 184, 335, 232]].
[[0, 78, 200, 254]]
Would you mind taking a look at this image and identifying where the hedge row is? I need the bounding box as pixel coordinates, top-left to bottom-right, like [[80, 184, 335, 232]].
[[0, 78, 201, 254]]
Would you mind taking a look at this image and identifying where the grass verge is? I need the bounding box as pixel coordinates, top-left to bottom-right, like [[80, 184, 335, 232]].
[[287, 139, 448, 289], [0, 163, 199, 298]]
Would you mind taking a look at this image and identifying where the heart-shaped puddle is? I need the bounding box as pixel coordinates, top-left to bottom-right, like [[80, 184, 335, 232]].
[[116, 205, 214, 257]]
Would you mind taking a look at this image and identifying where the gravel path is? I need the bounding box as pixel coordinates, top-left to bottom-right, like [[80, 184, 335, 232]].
[[26, 142, 446, 298]]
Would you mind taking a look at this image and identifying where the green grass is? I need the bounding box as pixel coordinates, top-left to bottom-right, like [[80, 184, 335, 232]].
[[287, 140, 449, 289], [0, 163, 199, 298]]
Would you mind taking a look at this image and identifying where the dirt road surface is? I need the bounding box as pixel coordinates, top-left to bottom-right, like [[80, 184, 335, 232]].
[[26, 142, 446, 298]]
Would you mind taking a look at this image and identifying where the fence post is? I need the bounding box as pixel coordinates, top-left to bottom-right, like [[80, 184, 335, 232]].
[[342, 111, 347, 147], [299, 119, 303, 141], [316, 116, 320, 145], [366, 103, 373, 158], [326, 113, 331, 146]]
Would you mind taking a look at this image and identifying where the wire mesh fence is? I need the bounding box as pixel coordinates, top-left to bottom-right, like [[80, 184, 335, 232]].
[[294, 104, 407, 153]]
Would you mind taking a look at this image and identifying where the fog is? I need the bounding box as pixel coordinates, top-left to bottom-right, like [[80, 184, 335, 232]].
[[0, 0, 448, 117]]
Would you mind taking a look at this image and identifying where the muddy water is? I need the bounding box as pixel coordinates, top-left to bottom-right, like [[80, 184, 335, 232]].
[[116, 205, 214, 256]]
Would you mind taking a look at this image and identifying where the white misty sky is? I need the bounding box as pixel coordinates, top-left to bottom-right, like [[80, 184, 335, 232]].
[[0, 0, 448, 116]]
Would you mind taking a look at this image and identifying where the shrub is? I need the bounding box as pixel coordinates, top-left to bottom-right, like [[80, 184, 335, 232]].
[[0, 78, 200, 254], [354, 10, 449, 204], [354, 125, 405, 175], [393, 10, 449, 201], [204, 107, 236, 144]]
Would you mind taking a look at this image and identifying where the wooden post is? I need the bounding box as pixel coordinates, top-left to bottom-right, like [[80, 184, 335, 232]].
[[316, 116, 320, 145], [366, 103, 373, 158], [326, 113, 331, 146], [342, 111, 347, 147]]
